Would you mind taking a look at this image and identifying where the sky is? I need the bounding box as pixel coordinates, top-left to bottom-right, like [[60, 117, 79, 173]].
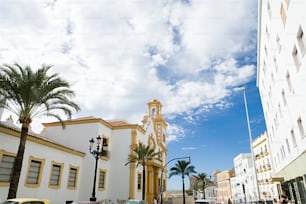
[[0, 0, 266, 190]]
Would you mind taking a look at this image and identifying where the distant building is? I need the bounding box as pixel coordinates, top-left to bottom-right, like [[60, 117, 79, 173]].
[[253, 132, 279, 202], [258, 0, 306, 203], [189, 172, 218, 201], [0, 99, 167, 203], [232, 153, 257, 203], [216, 169, 234, 203]]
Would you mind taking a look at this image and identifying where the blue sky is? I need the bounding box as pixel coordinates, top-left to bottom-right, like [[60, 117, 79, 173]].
[[166, 80, 266, 190], [0, 0, 263, 191]]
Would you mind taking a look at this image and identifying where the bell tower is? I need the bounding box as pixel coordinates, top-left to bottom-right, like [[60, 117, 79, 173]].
[[148, 99, 162, 118]]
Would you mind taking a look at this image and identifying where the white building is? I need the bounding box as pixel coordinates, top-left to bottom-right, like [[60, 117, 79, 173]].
[[258, 0, 306, 203], [230, 176, 240, 204], [0, 99, 168, 203], [252, 132, 279, 202], [232, 153, 257, 203]]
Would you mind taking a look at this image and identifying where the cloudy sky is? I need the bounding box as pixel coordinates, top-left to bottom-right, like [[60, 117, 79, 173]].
[[0, 0, 266, 190]]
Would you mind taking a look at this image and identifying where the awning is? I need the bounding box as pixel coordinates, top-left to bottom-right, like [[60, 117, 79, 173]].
[[271, 177, 284, 182]]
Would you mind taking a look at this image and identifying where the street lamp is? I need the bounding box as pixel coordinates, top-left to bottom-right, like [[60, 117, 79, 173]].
[[89, 135, 108, 202], [235, 87, 260, 202], [159, 156, 190, 204]]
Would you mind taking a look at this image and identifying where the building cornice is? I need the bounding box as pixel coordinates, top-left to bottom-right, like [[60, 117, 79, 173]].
[[42, 116, 145, 134], [0, 124, 85, 157]]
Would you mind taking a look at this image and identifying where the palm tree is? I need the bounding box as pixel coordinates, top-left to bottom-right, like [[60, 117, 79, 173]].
[[126, 143, 161, 201], [0, 63, 80, 199], [169, 160, 196, 204], [194, 172, 209, 199]]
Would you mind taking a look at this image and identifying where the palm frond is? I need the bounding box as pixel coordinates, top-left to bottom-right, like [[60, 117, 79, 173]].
[[0, 63, 80, 127]]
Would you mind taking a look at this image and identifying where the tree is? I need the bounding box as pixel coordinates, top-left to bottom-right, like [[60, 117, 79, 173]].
[[126, 143, 161, 201], [169, 160, 196, 204], [194, 172, 209, 199], [0, 64, 80, 199]]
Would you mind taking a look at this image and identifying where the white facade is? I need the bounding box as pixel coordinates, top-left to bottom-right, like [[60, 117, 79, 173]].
[[258, 0, 306, 203], [252, 132, 279, 202], [0, 99, 168, 203], [0, 118, 85, 203], [232, 153, 257, 203]]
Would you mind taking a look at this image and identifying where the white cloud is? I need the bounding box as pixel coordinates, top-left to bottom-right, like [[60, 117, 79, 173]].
[[166, 123, 185, 143], [0, 0, 257, 140], [181, 146, 197, 151]]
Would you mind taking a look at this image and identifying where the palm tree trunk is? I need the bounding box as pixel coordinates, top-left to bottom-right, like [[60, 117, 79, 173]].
[[142, 165, 146, 201], [7, 124, 29, 199], [182, 176, 185, 204], [202, 184, 205, 199]]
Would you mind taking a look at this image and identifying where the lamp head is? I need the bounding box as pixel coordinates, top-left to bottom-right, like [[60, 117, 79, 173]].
[[234, 86, 245, 92], [96, 135, 102, 144], [89, 138, 94, 150]]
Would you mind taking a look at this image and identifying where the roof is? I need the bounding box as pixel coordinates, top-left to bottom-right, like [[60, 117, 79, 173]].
[[107, 120, 131, 126]]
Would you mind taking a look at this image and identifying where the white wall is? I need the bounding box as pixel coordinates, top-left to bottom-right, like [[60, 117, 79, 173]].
[[1, 100, 166, 203], [0, 131, 84, 203], [258, 0, 306, 177]]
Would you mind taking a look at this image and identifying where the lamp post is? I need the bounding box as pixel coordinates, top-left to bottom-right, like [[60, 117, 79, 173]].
[[89, 135, 107, 202], [235, 87, 260, 202], [159, 156, 190, 204]]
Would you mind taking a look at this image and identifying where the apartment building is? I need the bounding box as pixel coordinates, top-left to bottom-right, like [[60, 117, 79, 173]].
[[216, 169, 235, 203], [232, 153, 258, 203], [258, 0, 306, 203], [253, 132, 279, 202], [0, 99, 167, 203]]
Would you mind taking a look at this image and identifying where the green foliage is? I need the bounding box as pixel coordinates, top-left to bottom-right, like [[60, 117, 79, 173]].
[[0, 63, 80, 199], [169, 160, 196, 179], [185, 189, 193, 196], [126, 143, 161, 167], [0, 63, 80, 126], [194, 172, 211, 199]]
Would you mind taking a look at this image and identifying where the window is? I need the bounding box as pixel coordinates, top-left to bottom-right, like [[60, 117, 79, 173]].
[[267, 1, 271, 19], [67, 165, 79, 189], [101, 137, 109, 157], [274, 57, 279, 71], [297, 26, 306, 56], [292, 45, 301, 69], [0, 151, 15, 184], [282, 90, 287, 106], [266, 26, 270, 40], [285, 138, 291, 154], [98, 170, 106, 190], [25, 156, 45, 188], [291, 129, 297, 147], [137, 173, 142, 191], [280, 146, 285, 160], [49, 162, 63, 189], [297, 117, 305, 139], [276, 34, 281, 52], [278, 104, 282, 118], [280, 3, 287, 25], [275, 113, 279, 129], [263, 61, 267, 76], [286, 72, 294, 93]]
